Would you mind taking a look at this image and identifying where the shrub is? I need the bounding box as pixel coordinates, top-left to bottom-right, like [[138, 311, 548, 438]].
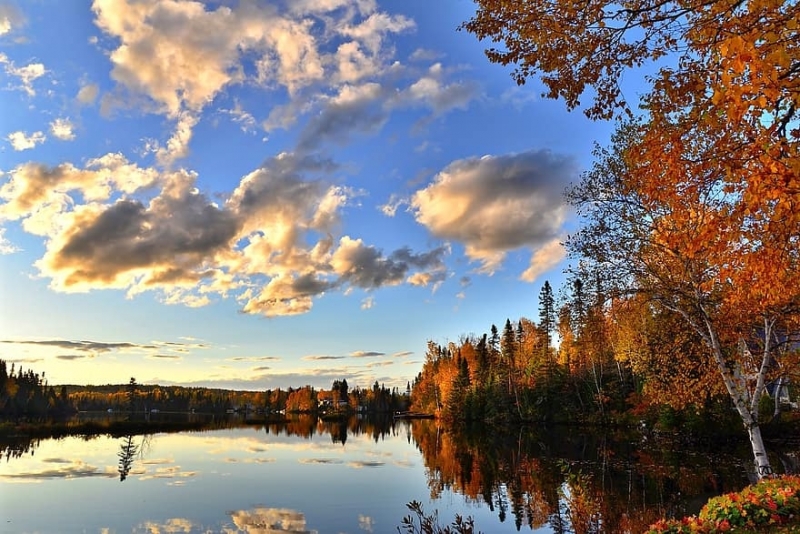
[[646, 476, 800, 533]]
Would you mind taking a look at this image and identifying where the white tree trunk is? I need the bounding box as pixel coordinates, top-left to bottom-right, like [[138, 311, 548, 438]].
[[747, 422, 773, 478], [703, 317, 774, 478]]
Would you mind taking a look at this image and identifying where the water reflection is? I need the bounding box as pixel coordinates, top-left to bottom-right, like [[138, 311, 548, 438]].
[[410, 420, 756, 533], [4, 416, 797, 533], [228, 507, 313, 533], [117, 434, 138, 481], [0, 435, 40, 462]]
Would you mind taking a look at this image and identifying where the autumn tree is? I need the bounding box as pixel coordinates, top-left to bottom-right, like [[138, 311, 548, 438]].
[[567, 121, 800, 476], [462, 0, 799, 477]]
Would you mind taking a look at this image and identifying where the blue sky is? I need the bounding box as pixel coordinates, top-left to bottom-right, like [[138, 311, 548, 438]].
[[0, 0, 617, 391]]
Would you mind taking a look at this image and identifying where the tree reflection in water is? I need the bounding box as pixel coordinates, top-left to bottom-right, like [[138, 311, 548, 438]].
[[117, 434, 138, 481], [409, 420, 756, 533], [117, 433, 151, 482], [0, 436, 41, 462]]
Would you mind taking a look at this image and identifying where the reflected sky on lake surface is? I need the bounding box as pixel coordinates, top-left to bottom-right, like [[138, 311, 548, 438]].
[[0, 419, 763, 533], [0, 422, 446, 534]]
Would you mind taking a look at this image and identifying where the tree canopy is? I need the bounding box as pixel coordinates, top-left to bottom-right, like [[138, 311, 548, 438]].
[[462, 0, 800, 477]]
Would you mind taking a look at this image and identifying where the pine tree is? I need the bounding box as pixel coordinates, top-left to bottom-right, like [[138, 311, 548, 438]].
[[538, 281, 555, 361]]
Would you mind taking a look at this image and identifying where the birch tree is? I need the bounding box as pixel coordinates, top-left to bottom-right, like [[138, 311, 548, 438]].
[[567, 122, 800, 477]]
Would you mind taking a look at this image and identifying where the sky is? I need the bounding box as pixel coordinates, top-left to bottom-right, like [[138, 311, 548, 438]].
[[0, 0, 620, 392]]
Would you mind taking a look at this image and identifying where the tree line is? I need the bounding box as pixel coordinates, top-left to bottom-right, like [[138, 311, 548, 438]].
[[0, 359, 74, 419], [0, 359, 407, 420], [409, 277, 797, 433]]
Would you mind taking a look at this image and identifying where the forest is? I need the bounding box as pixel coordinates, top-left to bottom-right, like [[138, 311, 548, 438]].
[[408, 278, 799, 433], [0, 359, 407, 421]]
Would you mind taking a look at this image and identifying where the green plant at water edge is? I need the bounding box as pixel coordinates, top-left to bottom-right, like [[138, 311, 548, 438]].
[[397, 501, 481, 534], [646, 475, 800, 533]]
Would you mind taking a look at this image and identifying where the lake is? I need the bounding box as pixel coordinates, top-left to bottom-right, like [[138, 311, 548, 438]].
[[0, 416, 770, 533]]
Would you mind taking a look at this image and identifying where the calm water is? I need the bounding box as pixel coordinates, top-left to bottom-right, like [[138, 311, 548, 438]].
[[0, 417, 769, 533]]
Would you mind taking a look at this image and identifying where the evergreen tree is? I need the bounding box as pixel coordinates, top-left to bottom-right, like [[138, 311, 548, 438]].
[[538, 281, 555, 360], [126, 377, 138, 421]]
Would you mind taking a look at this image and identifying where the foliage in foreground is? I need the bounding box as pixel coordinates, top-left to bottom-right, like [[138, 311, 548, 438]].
[[647, 476, 800, 533], [397, 501, 480, 534]]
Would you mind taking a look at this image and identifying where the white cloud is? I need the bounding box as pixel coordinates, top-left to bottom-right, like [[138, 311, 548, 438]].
[[520, 238, 566, 282], [0, 54, 46, 96], [7, 131, 46, 151], [155, 113, 198, 167], [0, 228, 19, 254], [0, 149, 447, 316], [49, 119, 75, 141], [89, 0, 419, 165], [76, 83, 99, 105], [0, 4, 23, 36], [412, 150, 576, 276], [379, 194, 406, 217], [403, 63, 478, 115]]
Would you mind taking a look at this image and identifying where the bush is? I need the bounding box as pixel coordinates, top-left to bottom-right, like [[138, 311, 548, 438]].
[[646, 476, 800, 533], [397, 501, 480, 534]]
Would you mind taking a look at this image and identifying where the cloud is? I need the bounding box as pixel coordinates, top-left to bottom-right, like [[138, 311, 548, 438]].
[[252, 366, 271, 372], [0, 153, 159, 227], [89, 0, 415, 165], [148, 354, 181, 360], [1, 145, 450, 316], [361, 296, 374, 309], [155, 113, 198, 167], [0, 339, 209, 362], [348, 460, 385, 468], [229, 356, 281, 362], [297, 83, 389, 151], [76, 83, 99, 105], [379, 194, 405, 217], [402, 63, 478, 115], [7, 131, 45, 151], [0, 228, 18, 254], [350, 351, 384, 358], [136, 518, 196, 534], [302, 355, 346, 361], [520, 238, 566, 282], [411, 149, 576, 275], [229, 507, 312, 533], [220, 100, 257, 133], [138, 465, 197, 480], [391, 351, 413, 358], [365, 360, 394, 368], [331, 237, 447, 290], [2, 339, 155, 353], [409, 48, 441, 62], [0, 460, 114, 481], [49, 119, 76, 141], [55, 354, 89, 361], [0, 4, 23, 36], [0, 53, 46, 96], [298, 458, 343, 465], [294, 65, 479, 151]]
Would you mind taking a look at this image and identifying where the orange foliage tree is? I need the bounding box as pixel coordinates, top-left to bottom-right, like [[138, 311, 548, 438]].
[[462, 0, 799, 477], [567, 121, 799, 477]]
